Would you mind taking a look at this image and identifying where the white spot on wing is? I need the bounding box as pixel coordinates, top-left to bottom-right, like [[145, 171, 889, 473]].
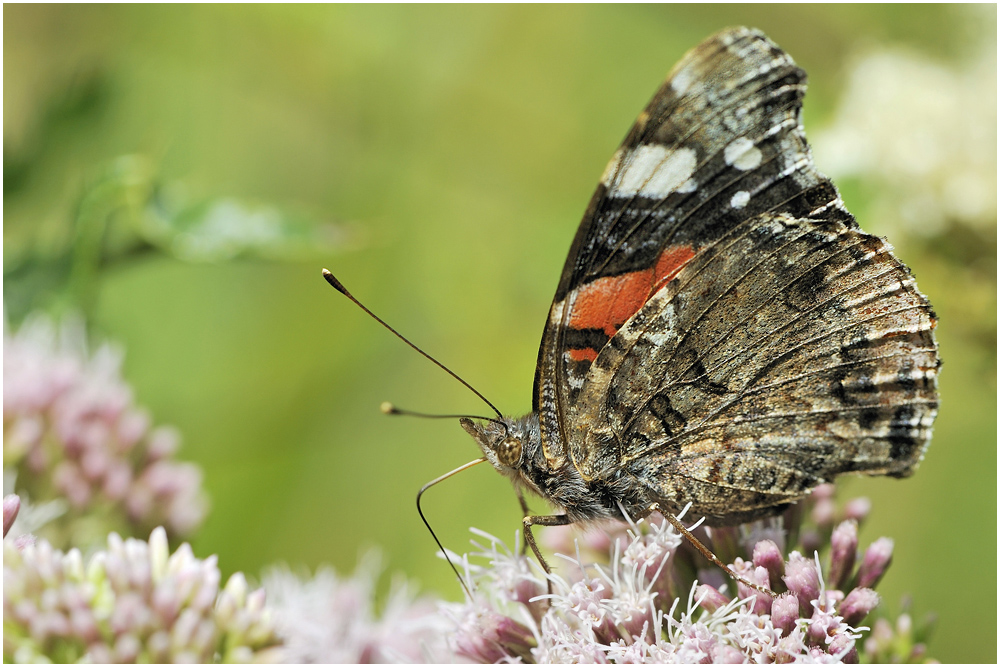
[[677, 178, 698, 193], [642, 330, 673, 347], [549, 299, 566, 325], [612, 145, 698, 199], [566, 370, 585, 390], [730, 190, 750, 209], [671, 66, 694, 96], [724, 137, 763, 171], [600, 148, 624, 187]]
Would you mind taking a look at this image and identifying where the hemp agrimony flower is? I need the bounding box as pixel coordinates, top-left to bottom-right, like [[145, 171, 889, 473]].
[[262, 553, 452, 663], [3, 525, 282, 663], [442, 486, 933, 663], [3, 315, 207, 549]]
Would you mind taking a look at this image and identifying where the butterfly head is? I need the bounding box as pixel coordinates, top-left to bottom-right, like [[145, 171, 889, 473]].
[[460, 414, 539, 476]]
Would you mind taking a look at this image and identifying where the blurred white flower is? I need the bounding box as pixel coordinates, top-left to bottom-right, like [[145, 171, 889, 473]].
[[813, 22, 996, 238], [262, 552, 453, 663]]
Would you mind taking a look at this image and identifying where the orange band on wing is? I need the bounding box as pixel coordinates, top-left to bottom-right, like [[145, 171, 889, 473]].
[[569, 245, 696, 340], [653, 245, 697, 291], [568, 348, 599, 363]]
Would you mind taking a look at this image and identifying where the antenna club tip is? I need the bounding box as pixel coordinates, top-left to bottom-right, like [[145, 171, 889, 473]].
[[380, 401, 396, 414], [321, 269, 350, 295]]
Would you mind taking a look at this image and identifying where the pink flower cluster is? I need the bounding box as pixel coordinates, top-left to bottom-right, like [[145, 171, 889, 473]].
[[443, 486, 913, 663], [3, 523, 281, 663], [3, 315, 206, 547]]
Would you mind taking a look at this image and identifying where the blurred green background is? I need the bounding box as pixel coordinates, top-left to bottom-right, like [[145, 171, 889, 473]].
[[5, 5, 995, 662]]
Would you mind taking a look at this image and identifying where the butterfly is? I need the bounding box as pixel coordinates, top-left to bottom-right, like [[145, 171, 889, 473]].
[[458, 26, 940, 585]]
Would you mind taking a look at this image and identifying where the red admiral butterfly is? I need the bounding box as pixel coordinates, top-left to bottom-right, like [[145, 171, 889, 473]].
[[458, 27, 939, 581], [327, 27, 939, 594]]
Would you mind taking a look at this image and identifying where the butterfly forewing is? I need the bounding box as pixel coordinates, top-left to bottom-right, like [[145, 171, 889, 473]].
[[534, 27, 939, 522]]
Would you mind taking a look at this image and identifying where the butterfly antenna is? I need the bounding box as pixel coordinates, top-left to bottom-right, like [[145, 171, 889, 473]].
[[323, 269, 503, 419], [417, 457, 489, 599], [381, 402, 508, 431]]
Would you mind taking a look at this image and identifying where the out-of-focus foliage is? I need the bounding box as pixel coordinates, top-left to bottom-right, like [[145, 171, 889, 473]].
[[4, 5, 995, 663], [4, 154, 351, 323]]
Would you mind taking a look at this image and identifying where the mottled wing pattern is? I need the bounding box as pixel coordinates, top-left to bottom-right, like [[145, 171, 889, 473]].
[[534, 27, 939, 519], [574, 211, 939, 521]]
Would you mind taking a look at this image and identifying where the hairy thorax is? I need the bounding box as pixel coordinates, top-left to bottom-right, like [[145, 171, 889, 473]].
[[461, 413, 649, 524]]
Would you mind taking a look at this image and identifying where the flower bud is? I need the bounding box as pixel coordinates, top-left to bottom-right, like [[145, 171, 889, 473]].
[[734, 561, 772, 615], [771, 593, 800, 636], [453, 607, 534, 663], [752, 539, 785, 590], [843, 497, 871, 523], [4, 316, 206, 550], [827, 520, 858, 590], [711, 644, 746, 663], [856, 538, 893, 589], [4, 494, 21, 537], [828, 632, 859, 663], [695, 584, 731, 613], [114, 633, 141, 662], [3, 529, 281, 662], [840, 587, 880, 626], [783, 552, 820, 615]]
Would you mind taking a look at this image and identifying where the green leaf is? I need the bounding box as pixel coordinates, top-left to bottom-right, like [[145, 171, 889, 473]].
[[140, 192, 356, 262]]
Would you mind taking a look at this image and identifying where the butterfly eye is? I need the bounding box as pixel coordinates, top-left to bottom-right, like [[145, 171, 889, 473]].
[[496, 437, 522, 467]]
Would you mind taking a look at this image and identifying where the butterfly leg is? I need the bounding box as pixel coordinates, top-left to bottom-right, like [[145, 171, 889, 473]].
[[515, 488, 532, 554], [644, 503, 777, 599], [523, 513, 572, 594]]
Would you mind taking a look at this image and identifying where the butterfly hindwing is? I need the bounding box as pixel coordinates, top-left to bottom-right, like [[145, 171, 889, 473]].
[[572, 211, 938, 520]]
